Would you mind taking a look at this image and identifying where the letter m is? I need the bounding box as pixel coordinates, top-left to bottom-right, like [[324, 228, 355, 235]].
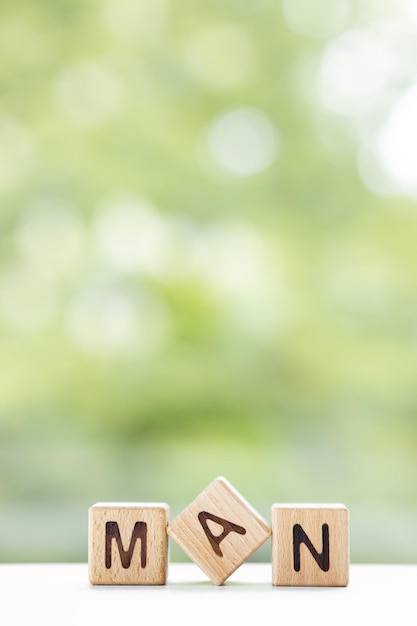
[[105, 521, 147, 569]]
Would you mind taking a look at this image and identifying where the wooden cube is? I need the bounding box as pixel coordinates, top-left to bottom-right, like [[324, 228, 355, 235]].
[[167, 476, 271, 585], [272, 504, 349, 586], [88, 503, 169, 585]]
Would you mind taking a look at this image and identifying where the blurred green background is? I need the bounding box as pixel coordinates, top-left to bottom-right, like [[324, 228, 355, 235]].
[[1, 0, 416, 564]]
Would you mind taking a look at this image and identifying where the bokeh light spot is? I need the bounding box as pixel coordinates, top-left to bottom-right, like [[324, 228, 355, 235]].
[[94, 196, 170, 276], [318, 26, 396, 115], [356, 144, 398, 198], [194, 221, 285, 335], [205, 107, 279, 177], [67, 282, 170, 356], [53, 61, 124, 127], [377, 84, 417, 194]]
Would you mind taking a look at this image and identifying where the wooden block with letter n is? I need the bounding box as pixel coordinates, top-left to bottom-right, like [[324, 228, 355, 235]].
[[272, 503, 349, 587], [167, 476, 271, 585], [88, 503, 169, 585]]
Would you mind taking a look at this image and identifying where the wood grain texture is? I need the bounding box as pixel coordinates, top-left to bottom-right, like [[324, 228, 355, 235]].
[[272, 504, 349, 586], [88, 503, 169, 585], [167, 476, 271, 585]]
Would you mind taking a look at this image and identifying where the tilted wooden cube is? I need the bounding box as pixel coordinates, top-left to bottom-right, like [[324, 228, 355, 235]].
[[272, 504, 349, 586], [167, 477, 271, 585], [88, 503, 169, 585]]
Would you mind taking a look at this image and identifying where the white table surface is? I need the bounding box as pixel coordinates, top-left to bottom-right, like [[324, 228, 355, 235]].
[[1, 563, 415, 625]]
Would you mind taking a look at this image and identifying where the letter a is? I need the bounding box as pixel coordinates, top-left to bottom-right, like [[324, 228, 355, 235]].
[[293, 523, 330, 572], [198, 511, 246, 557], [105, 521, 147, 569]]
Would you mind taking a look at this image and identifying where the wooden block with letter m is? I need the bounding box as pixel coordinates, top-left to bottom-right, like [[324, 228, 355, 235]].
[[88, 503, 169, 585], [272, 504, 349, 586], [167, 476, 271, 585]]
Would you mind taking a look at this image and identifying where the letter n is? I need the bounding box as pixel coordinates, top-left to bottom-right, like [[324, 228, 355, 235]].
[[293, 523, 330, 572], [105, 521, 147, 569]]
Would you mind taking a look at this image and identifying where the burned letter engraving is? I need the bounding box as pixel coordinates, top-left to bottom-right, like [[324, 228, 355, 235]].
[[293, 523, 330, 572], [198, 511, 246, 557], [105, 521, 147, 569]]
